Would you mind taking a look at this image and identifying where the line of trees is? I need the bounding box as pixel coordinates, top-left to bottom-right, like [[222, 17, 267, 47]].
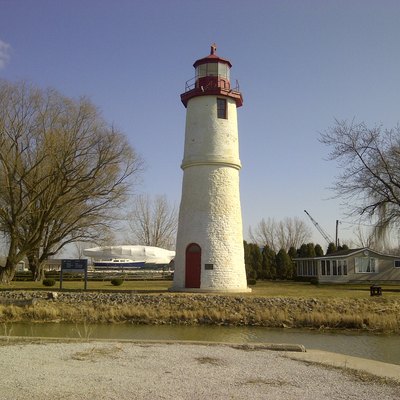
[[0, 81, 143, 282], [244, 241, 348, 280], [249, 216, 312, 252]]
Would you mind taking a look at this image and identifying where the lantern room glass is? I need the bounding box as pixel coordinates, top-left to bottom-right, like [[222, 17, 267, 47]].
[[196, 63, 230, 80]]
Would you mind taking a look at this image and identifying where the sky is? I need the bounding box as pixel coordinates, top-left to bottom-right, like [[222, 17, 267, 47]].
[[1, 0, 400, 249]]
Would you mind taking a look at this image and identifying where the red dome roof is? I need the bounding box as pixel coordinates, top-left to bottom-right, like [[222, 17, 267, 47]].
[[193, 44, 232, 68]]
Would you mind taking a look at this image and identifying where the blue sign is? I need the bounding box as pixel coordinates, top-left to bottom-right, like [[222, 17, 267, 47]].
[[61, 259, 88, 271], [60, 259, 88, 290]]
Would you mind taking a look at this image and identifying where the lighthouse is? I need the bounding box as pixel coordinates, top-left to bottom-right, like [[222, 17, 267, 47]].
[[172, 44, 250, 292]]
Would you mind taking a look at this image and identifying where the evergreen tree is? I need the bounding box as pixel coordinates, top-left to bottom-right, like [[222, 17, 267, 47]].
[[287, 245, 298, 278], [297, 243, 317, 257], [288, 246, 298, 259], [306, 243, 316, 257], [261, 245, 277, 279], [297, 243, 309, 258], [314, 244, 324, 256], [250, 243, 262, 279], [243, 241, 253, 279], [243, 241, 262, 279], [326, 242, 337, 254], [275, 248, 293, 279]]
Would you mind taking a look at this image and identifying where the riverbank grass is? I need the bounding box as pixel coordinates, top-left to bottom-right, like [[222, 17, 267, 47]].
[[1, 281, 400, 333], [1, 291, 400, 333]]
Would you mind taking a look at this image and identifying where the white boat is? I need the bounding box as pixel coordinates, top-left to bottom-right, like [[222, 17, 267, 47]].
[[84, 245, 175, 270], [93, 258, 145, 269]]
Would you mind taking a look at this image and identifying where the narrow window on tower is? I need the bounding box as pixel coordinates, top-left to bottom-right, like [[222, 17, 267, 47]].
[[217, 98, 227, 119]]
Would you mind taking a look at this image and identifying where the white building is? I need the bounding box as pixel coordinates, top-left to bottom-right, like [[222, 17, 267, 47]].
[[295, 247, 400, 284], [172, 45, 250, 292]]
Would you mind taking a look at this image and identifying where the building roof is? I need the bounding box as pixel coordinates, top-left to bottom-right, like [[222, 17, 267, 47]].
[[324, 248, 364, 257], [294, 247, 400, 261], [192, 43, 232, 68]]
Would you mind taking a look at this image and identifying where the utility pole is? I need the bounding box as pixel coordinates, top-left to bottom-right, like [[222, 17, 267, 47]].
[[335, 220, 339, 248]]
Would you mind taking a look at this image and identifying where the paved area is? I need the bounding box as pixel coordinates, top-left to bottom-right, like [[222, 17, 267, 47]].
[[0, 340, 400, 399], [288, 349, 400, 382]]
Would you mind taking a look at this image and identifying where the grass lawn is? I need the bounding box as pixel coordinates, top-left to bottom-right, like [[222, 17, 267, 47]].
[[249, 281, 400, 299], [1, 279, 399, 299]]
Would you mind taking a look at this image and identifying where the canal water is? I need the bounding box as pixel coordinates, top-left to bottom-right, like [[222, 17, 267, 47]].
[[4, 323, 400, 366]]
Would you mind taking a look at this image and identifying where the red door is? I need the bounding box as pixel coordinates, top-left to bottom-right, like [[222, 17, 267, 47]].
[[185, 243, 201, 288]]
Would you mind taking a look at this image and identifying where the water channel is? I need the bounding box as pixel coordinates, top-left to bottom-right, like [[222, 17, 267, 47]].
[[4, 323, 400, 366]]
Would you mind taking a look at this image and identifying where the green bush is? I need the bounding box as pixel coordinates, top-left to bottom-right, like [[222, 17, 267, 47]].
[[14, 272, 33, 281], [248, 278, 257, 286], [111, 278, 124, 286], [42, 278, 56, 287], [310, 277, 319, 285]]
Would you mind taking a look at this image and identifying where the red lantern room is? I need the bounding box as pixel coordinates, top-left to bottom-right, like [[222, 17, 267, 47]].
[[180, 44, 243, 108]]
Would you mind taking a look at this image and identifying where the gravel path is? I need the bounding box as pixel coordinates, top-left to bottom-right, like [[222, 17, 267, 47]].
[[1, 341, 399, 399]]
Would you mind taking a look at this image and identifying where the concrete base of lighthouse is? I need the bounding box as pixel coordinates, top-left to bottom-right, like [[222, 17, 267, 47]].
[[169, 287, 252, 293]]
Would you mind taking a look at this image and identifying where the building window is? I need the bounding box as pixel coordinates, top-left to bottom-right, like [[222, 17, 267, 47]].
[[323, 259, 350, 276], [307, 260, 312, 276], [355, 257, 376, 273], [208, 63, 218, 76], [394, 260, 400, 268], [217, 98, 227, 119], [196, 62, 230, 79]]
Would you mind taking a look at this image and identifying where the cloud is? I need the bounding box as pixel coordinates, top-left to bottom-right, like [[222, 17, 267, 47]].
[[0, 39, 11, 69]]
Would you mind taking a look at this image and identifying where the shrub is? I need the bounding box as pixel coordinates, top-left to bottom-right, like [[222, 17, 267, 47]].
[[111, 278, 124, 286], [14, 272, 34, 281], [248, 278, 257, 286], [42, 278, 56, 287]]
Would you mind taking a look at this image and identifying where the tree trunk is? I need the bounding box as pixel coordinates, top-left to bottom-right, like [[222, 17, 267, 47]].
[[34, 264, 45, 282], [0, 259, 17, 284], [28, 253, 44, 282]]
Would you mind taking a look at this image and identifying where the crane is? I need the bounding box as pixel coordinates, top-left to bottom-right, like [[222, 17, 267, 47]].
[[304, 210, 336, 245]]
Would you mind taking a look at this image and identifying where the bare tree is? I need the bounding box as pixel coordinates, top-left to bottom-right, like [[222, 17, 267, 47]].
[[249, 218, 275, 249], [0, 81, 143, 282], [249, 217, 311, 252], [351, 225, 377, 249], [320, 119, 400, 244], [127, 194, 177, 250]]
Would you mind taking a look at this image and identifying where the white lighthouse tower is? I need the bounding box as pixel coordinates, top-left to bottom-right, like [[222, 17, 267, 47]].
[[172, 44, 250, 292]]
